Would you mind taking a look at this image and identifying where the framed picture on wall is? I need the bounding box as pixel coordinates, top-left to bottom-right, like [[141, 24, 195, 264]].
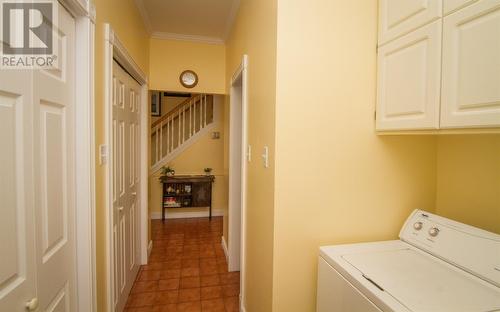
[[151, 91, 161, 116]]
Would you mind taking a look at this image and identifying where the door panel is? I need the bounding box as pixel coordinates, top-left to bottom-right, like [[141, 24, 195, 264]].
[[33, 4, 76, 312], [444, 0, 479, 14], [441, 0, 500, 128], [379, 0, 442, 45], [112, 60, 141, 311], [39, 102, 68, 263], [376, 21, 442, 130], [0, 72, 36, 311]]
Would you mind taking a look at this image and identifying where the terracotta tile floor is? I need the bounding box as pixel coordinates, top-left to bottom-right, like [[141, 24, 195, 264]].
[[125, 217, 240, 312]]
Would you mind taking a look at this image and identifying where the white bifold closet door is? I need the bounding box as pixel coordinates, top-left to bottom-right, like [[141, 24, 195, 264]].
[[112, 60, 141, 312], [0, 3, 77, 312]]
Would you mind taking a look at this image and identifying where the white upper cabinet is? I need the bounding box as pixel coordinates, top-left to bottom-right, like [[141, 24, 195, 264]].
[[378, 0, 442, 45], [376, 21, 442, 130], [377, 0, 500, 131], [440, 0, 500, 128], [444, 0, 479, 14]]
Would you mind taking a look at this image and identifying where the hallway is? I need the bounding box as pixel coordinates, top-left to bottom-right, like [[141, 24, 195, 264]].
[[125, 217, 240, 312]]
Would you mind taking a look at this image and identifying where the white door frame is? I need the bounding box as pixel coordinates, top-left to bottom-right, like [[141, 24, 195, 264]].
[[104, 24, 149, 311], [58, 0, 96, 311], [228, 55, 248, 311]]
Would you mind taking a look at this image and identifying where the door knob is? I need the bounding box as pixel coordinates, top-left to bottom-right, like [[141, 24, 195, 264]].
[[26, 297, 39, 311], [118, 206, 124, 211], [131, 192, 137, 196]]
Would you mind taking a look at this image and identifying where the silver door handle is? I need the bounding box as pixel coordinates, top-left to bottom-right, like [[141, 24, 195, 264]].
[[118, 207, 124, 211], [131, 192, 137, 196]]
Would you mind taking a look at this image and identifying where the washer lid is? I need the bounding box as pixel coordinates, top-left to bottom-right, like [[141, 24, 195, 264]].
[[343, 248, 500, 312]]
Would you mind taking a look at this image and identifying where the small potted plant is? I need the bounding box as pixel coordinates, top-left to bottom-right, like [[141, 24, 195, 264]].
[[162, 166, 175, 176], [204, 167, 213, 176]]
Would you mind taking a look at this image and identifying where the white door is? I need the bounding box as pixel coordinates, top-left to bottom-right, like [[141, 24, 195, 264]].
[[112, 60, 141, 311], [0, 64, 37, 312], [0, 3, 77, 312], [440, 0, 500, 128], [376, 21, 442, 131], [378, 0, 442, 45]]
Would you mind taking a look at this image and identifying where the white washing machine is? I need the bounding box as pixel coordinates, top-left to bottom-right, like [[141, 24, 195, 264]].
[[317, 210, 500, 312]]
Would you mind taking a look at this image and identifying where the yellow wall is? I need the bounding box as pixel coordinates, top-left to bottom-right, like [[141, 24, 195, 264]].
[[436, 135, 500, 234], [93, 0, 150, 310], [149, 98, 227, 218], [149, 39, 226, 94], [272, 1, 437, 311], [224, 0, 278, 310]]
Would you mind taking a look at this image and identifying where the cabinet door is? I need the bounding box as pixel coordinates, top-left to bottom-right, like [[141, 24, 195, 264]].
[[376, 21, 442, 131], [192, 183, 211, 207], [441, 0, 500, 128], [444, 0, 479, 14], [378, 0, 442, 45]]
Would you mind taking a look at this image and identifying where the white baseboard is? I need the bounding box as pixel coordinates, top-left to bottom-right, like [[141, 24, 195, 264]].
[[150, 208, 224, 220], [147, 240, 153, 257], [221, 236, 229, 261], [240, 295, 246, 312]]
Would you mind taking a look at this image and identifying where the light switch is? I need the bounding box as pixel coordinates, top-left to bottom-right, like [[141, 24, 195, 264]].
[[247, 145, 252, 162], [262, 146, 269, 168], [99, 144, 108, 165]]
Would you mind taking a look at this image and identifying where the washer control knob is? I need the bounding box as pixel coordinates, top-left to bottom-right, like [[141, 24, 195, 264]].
[[413, 222, 423, 230], [429, 227, 440, 237]]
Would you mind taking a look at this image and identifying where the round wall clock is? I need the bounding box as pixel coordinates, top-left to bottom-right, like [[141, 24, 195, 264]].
[[179, 70, 198, 88]]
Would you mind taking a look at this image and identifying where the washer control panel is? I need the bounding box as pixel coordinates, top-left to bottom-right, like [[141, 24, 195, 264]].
[[402, 212, 442, 242], [399, 210, 500, 288]]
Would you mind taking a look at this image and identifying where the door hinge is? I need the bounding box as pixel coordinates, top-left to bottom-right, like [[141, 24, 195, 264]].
[[374, 110, 377, 120]]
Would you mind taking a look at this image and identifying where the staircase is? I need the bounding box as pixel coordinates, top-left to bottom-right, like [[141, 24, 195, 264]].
[[150, 94, 215, 172]]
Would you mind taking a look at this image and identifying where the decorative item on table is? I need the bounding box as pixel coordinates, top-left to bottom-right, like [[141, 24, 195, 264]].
[[164, 197, 180, 208], [204, 167, 213, 176], [161, 166, 175, 177]]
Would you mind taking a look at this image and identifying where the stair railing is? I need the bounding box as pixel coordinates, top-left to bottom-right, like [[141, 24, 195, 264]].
[[150, 94, 213, 168]]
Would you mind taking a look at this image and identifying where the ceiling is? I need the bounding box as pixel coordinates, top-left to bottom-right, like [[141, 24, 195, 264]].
[[135, 0, 240, 44]]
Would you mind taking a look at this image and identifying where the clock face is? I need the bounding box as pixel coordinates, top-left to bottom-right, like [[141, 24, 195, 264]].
[[180, 70, 198, 88]]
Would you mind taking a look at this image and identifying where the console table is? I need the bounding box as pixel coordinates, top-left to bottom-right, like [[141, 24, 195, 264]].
[[160, 175, 215, 221]]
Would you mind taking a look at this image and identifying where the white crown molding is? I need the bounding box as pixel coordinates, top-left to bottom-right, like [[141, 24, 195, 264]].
[[151, 31, 225, 45], [134, 0, 152, 35], [223, 0, 240, 40]]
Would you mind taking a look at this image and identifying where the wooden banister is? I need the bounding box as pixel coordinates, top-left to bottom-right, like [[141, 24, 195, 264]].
[[151, 94, 201, 129]]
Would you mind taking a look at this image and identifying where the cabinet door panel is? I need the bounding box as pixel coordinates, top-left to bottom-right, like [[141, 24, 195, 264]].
[[441, 0, 500, 128], [192, 183, 211, 207], [444, 0, 479, 14], [379, 0, 442, 45], [376, 21, 442, 130]]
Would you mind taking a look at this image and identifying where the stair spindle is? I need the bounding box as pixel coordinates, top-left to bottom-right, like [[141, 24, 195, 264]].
[[166, 117, 170, 154], [159, 124, 163, 159], [203, 94, 207, 127]]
